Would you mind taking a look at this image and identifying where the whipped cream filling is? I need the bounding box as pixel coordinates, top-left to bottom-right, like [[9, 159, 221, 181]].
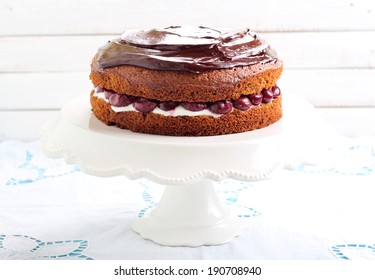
[[93, 91, 224, 118]]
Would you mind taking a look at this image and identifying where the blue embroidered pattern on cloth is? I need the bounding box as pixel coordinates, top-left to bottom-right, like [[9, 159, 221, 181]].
[[137, 179, 261, 219], [216, 180, 262, 219], [0, 235, 93, 260], [331, 244, 375, 260], [138, 180, 160, 218], [1, 142, 79, 187], [297, 143, 375, 175]]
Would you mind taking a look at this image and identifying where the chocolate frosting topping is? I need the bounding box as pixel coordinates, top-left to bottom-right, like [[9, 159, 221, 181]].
[[95, 26, 278, 73]]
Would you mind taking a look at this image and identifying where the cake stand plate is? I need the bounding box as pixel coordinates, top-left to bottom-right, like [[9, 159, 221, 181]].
[[42, 93, 333, 246]]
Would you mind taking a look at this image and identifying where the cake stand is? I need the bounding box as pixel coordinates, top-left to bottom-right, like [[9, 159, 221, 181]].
[[42, 93, 333, 246]]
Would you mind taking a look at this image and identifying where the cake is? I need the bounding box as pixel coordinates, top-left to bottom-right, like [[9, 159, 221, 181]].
[[90, 26, 283, 136]]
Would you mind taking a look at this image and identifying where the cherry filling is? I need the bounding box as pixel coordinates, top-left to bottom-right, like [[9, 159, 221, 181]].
[[133, 98, 158, 113], [181, 102, 208, 112], [95, 86, 281, 115]]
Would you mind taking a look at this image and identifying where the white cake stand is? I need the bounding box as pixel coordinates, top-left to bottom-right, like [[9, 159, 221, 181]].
[[42, 93, 333, 246]]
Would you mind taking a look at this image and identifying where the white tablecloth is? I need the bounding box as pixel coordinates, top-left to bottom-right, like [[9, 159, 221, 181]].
[[0, 136, 374, 260]]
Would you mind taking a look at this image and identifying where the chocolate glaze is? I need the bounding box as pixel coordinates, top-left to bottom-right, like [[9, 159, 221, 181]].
[[95, 26, 278, 73]]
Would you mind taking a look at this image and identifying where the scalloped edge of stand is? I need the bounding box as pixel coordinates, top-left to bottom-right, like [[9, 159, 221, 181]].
[[42, 133, 285, 185]]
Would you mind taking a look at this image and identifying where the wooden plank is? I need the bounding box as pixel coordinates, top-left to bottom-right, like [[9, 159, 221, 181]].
[[0, 35, 104, 72], [0, 72, 92, 110], [1, 32, 375, 73], [1, 108, 375, 141], [1, 69, 375, 110], [263, 31, 375, 69], [1, 0, 375, 36], [278, 69, 375, 107]]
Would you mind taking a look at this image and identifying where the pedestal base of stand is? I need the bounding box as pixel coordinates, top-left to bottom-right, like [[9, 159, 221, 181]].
[[132, 179, 246, 247]]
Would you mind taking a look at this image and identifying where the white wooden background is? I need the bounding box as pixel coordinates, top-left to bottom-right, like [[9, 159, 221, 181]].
[[1, 0, 375, 140]]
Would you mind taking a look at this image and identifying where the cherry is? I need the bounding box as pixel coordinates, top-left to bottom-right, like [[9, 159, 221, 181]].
[[181, 102, 207, 111], [104, 89, 116, 99], [272, 85, 281, 98], [249, 94, 263, 106], [109, 93, 132, 107], [261, 89, 273, 103], [158, 101, 179, 111], [133, 98, 158, 113], [209, 100, 233, 114], [233, 96, 251, 111]]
